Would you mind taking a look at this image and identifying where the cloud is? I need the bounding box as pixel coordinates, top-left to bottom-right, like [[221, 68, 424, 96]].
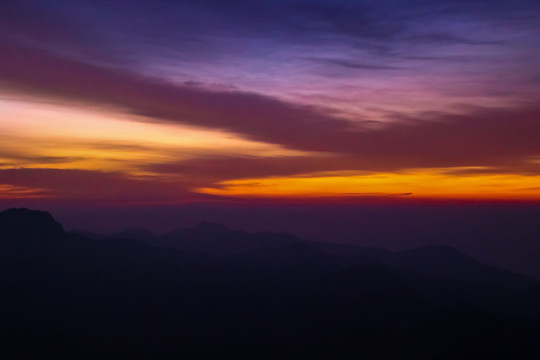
[[307, 57, 401, 71], [2, 34, 540, 175], [0, 184, 50, 199], [0, 36, 355, 146], [4, 0, 537, 67], [146, 104, 540, 177], [2, 0, 540, 194], [145, 155, 359, 184], [0, 168, 203, 203]]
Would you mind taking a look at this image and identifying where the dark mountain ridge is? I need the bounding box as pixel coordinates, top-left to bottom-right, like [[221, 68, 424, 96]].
[[130, 219, 536, 288], [1, 208, 539, 358], [0, 207, 65, 241]]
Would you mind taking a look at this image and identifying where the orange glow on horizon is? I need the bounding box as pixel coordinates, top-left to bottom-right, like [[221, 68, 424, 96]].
[[196, 169, 540, 202]]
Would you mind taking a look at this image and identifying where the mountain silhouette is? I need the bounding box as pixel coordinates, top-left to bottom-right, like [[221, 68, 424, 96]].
[[146, 221, 537, 288], [158, 221, 303, 255], [0, 207, 64, 238], [389, 245, 535, 287], [108, 227, 156, 241], [1, 207, 539, 358], [0, 208, 67, 252]]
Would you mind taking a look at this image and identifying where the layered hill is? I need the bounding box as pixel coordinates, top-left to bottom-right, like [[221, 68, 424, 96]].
[[1, 208, 539, 358]]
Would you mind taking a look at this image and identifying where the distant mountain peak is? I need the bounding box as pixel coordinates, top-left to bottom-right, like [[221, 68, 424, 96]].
[[402, 244, 466, 255], [0, 207, 65, 246], [0, 208, 64, 230], [2, 207, 52, 217], [194, 221, 230, 232], [108, 227, 155, 241]]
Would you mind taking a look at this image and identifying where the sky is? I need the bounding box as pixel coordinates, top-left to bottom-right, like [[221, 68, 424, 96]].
[[2, 0, 540, 277], [1, 0, 540, 205]]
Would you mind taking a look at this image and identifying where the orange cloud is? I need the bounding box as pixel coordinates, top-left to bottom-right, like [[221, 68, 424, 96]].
[[0, 184, 50, 199], [197, 169, 540, 202]]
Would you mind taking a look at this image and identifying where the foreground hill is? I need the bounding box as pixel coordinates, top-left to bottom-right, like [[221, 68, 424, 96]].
[[1, 208, 539, 358]]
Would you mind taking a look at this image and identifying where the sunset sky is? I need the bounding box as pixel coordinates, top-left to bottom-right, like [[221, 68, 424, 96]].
[[1, 0, 540, 206]]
